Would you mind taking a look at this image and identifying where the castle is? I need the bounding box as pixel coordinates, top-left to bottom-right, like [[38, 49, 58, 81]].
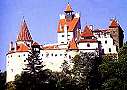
[[6, 3, 124, 82]]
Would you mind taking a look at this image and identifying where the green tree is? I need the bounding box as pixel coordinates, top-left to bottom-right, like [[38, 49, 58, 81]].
[[15, 44, 57, 90], [0, 71, 6, 90], [71, 52, 101, 90], [99, 43, 127, 90], [24, 44, 43, 74]]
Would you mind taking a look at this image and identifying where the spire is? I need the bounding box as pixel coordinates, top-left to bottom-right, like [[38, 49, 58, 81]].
[[17, 19, 32, 41], [64, 3, 73, 12], [81, 25, 94, 37]]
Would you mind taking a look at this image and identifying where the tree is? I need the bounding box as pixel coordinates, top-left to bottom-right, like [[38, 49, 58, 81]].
[[15, 44, 57, 90], [24, 44, 43, 74], [99, 43, 127, 90], [0, 71, 6, 90], [71, 52, 101, 90]]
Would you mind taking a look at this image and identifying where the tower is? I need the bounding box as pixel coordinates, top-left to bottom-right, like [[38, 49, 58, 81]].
[[57, 3, 81, 45], [109, 19, 124, 50], [6, 19, 33, 82]]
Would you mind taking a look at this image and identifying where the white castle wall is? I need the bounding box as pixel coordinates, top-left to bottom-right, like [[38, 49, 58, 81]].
[[40, 50, 78, 71], [93, 33, 117, 54], [6, 52, 28, 82]]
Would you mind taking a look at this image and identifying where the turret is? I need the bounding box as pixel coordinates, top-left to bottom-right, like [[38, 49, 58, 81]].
[[16, 19, 33, 47]]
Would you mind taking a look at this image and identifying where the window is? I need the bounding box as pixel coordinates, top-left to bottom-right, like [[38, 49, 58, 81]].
[[62, 35, 64, 37], [102, 49, 104, 54], [11, 69, 13, 72], [11, 55, 12, 57], [109, 48, 111, 52], [51, 53, 53, 56], [23, 54, 25, 56], [65, 54, 67, 56], [55, 54, 57, 56], [60, 54, 62, 56], [18, 55, 20, 57], [105, 40, 107, 44], [61, 42, 64, 43], [46, 53, 49, 57], [24, 60, 26, 62], [87, 43, 90, 47], [69, 55, 71, 59], [68, 35, 70, 36], [104, 33, 106, 36], [42, 54, 43, 56]]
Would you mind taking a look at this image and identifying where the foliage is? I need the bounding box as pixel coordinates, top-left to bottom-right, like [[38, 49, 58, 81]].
[[24, 44, 44, 74], [0, 71, 6, 90], [7, 81, 16, 90], [71, 52, 101, 90], [99, 43, 127, 90], [15, 69, 57, 90]]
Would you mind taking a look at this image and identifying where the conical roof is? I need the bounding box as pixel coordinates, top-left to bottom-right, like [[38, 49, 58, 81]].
[[64, 3, 73, 12], [17, 20, 32, 41], [109, 19, 119, 28], [81, 25, 94, 37]]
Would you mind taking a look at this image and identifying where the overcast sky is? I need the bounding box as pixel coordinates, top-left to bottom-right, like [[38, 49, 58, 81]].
[[0, 0, 127, 71]]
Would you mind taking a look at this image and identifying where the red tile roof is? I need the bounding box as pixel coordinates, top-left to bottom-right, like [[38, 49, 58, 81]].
[[16, 43, 29, 52], [109, 19, 119, 28], [57, 18, 79, 33], [43, 45, 59, 50], [81, 25, 94, 37], [64, 3, 73, 12], [17, 20, 32, 41], [69, 38, 78, 49], [93, 29, 110, 33], [79, 39, 97, 43]]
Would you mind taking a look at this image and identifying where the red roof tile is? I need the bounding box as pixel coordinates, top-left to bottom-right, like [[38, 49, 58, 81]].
[[17, 20, 32, 41], [69, 38, 78, 49], [43, 45, 59, 50], [81, 25, 94, 37], [109, 19, 119, 28], [57, 18, 79, 33], [64, 3, 73, 12], [79, 39, 97, 43], [16, 43, 29, 52]]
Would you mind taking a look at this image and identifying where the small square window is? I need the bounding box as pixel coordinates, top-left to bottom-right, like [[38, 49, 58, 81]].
[[55, 54, 57, 56], [18, 55, 20, 57], [62, 35, 64, 37], [87, 43, 90, 47], [11, 69, 13, 72], [105, 40, 107, 44], [23, 54, 25, 56], [42, 54, 43, 56], [24, 60, 26, 62], [60, 54, 62, 56], [51, 53, 53, 56], [109, 48, 111, 52]]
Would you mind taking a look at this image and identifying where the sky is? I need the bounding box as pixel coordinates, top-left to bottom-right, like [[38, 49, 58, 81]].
[[0, 0, 127, 71]]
